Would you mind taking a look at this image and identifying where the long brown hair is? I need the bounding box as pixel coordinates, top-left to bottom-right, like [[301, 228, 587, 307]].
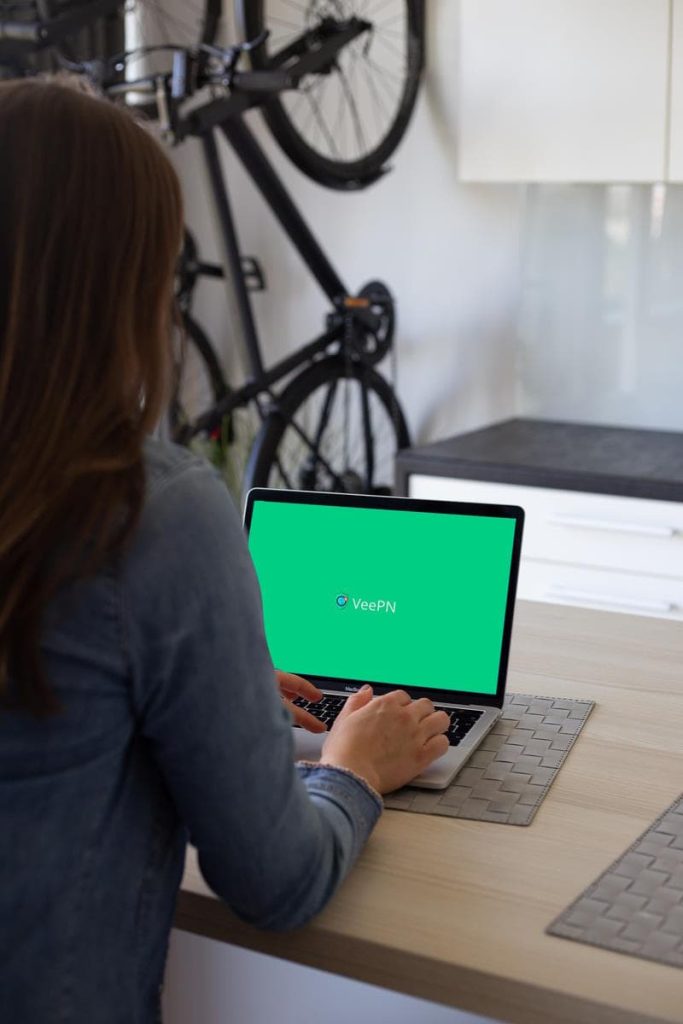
[[0, 77, 183, 715]]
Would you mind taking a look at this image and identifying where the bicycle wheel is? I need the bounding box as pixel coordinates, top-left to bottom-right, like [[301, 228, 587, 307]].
[[171, 316, 260, 502], [169, 314, 228, 440], [239, 0, 424, 190], [245, 356, 410, 495]]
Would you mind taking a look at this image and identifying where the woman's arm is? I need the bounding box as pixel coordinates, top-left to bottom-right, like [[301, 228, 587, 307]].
[[121, 456, 381, 931]]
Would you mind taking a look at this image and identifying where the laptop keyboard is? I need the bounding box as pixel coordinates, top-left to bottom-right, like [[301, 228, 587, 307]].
[[292, 694, 347, 730], [292, 696, 483, 747]]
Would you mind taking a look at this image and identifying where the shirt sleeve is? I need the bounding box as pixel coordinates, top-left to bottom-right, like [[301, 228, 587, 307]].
[[120, 457, 382, 931]]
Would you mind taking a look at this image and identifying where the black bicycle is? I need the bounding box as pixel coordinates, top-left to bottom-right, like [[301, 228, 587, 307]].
[[0, 1, 426, 499]]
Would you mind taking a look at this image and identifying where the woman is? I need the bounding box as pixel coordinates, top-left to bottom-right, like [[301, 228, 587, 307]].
[[0, 77, 449, 1023]]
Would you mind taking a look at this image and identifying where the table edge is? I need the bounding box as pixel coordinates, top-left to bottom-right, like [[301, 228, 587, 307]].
[[174, 889, 674, 1024]]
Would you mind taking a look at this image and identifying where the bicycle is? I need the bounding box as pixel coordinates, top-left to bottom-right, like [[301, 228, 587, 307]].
[[0, 1, 426, 500]]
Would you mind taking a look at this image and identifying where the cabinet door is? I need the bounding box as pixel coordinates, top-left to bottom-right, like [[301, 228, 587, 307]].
[[458, 0, 669, 182], [668, 0, 683, 179]]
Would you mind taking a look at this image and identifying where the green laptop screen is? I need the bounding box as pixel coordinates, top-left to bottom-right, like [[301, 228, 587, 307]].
[[247, 500, 517, 695]]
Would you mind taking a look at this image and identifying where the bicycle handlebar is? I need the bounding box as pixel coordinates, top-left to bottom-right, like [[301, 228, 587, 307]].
[[2, 11, 372, 145]]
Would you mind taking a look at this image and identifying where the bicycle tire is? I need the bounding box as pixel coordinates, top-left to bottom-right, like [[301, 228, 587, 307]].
[[244, 356, 410, 495], [170, 315, 261, 502], [169, 313, 228, 441], [239, 0, 424, 191]]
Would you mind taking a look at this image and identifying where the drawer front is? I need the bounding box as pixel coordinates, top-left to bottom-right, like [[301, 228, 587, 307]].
[[518, 560, 683, 620], [409, 474, 683, 579]]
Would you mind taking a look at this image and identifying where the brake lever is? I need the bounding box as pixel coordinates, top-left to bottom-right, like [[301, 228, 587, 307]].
[[198, 29, 270, 86], [242, 30, 269, 53], [199, 30, 269, 64]]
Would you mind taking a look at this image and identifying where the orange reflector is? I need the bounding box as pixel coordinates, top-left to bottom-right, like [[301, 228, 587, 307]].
[[343, 297, 371, 309]]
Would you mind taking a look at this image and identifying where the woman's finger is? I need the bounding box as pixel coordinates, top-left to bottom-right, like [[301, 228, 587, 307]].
[[410, 697, 436, 721], [420, 709, 451, 740], [276, 670, 323, 702], [420, 733, 450, 766], [383, 689, 411, 706], [336, 685, 373, 720]]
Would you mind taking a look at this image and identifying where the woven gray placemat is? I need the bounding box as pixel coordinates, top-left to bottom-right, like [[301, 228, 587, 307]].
[[384, 693, 594, 825], [547, 795, 683, 969]]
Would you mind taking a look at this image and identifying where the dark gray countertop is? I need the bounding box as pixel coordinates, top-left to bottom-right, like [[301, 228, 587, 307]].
[[395, 418, 683, 502]]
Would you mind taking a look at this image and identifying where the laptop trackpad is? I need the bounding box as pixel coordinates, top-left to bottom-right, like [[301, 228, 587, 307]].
[[293, 727, 327, 762]]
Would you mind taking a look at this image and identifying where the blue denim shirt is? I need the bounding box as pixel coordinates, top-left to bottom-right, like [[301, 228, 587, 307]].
[[0, 440, 382, 1023]]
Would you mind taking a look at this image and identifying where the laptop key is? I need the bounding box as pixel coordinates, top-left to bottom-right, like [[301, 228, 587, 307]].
[[441, 708, 483, 746]]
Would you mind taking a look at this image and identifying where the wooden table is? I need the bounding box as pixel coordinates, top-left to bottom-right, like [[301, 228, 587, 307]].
[[177, 601, 683, 1024]]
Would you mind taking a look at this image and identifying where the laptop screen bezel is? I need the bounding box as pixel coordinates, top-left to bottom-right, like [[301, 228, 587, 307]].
[[243, 488, 524, 710]]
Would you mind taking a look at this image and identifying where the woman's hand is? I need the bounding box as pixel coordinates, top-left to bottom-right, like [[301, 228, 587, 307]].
[[319, 686, 450, 794], [276, 670, 327, 734]]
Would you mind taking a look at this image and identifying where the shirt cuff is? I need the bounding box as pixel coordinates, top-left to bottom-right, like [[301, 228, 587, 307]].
[[296, 760, 383, 810]]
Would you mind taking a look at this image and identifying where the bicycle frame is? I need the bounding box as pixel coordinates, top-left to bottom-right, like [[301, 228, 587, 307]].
[[184, 109, 400, 493], [198, 119, 348, 381], [173, 25, 378, 428]]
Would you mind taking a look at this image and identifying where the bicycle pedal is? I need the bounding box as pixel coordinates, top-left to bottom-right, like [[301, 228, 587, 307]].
[[241, 256, 267, 292]]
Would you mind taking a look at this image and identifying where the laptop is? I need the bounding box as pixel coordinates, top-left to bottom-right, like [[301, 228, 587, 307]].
[[244, 488, 524, 790]]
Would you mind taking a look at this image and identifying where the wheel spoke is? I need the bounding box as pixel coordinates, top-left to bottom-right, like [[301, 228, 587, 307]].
[[265, 14, 302, 32], [337, 62, 367, 158], [279, 0, 311, 15], [372, 32, 407, 64], [305, 81, 342, 159], [273, 452, 296, 490], [360, 56, 391, 135], [362, 52, 404, 87], [364, 0, 402, 15]]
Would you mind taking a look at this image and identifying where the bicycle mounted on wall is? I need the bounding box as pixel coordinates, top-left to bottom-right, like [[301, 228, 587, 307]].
[[0, 1, 426, 499]]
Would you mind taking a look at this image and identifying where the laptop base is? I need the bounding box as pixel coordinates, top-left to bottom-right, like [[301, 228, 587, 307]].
[[293, 701, 501, 790]]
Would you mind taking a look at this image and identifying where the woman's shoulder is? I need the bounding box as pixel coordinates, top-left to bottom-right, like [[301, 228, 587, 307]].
[[123, 438, 255, 632], [142, 436, 215, 501], [134, 437, 244, 562]]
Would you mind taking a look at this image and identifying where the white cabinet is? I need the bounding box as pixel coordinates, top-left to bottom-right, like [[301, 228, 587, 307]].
[[458, 0, 670, 182], [668, 0, 683, 179], [409, 474, 683, 620]]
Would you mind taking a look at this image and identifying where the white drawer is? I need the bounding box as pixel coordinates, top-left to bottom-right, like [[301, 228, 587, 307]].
[[518, 560, 683, 620], [409, 474, 683, 579]]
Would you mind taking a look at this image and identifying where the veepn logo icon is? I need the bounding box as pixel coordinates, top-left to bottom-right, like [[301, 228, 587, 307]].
[[336, 594, 349, 608]]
